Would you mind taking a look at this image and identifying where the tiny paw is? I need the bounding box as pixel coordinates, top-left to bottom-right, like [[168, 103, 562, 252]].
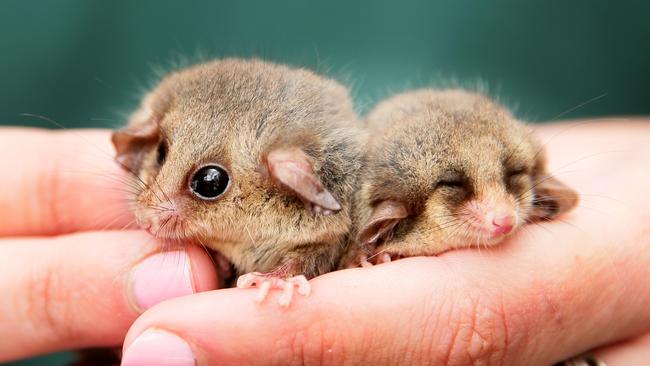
[[366, 250, 401, 265], [237, 272, 311, 307], [355, 253, 374, 268]]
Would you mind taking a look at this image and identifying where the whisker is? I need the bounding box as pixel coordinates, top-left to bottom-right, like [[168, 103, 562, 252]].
[[195, 234, 218, 269], [548, 92, 608, 121]]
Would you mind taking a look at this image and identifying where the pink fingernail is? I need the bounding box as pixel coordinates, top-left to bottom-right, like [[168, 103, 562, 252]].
[[130, 251, 194, 312], [122, 329, 196, 366]]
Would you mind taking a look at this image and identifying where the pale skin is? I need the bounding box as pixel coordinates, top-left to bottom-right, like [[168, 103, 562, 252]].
[[0, 120, 649, 365]]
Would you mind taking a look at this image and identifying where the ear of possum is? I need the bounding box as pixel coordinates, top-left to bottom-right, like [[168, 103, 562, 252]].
[[112, 92, 167, 172], [358, 200, 409, 245], [263, 147, 342, 213], [530, 174, 579, 220]]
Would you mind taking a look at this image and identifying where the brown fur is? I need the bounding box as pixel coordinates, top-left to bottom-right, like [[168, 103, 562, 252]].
[[340, 89, 578, 266], [112, 59, 362, 279]]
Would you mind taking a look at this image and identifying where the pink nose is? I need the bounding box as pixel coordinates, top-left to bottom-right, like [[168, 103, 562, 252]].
[[492, 215, 515, 235], [140, 220, 154, 234]]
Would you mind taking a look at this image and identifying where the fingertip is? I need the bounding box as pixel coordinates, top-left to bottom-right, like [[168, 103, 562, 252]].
[[128, 244, 219, 313], [185, 244, 219, 293], [122, 329, 196, 366], [129, 250, 195, 312]]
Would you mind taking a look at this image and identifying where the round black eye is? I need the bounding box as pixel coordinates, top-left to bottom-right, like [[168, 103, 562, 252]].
[[156, 142, 168, 165], [189, 165, 230, 200]]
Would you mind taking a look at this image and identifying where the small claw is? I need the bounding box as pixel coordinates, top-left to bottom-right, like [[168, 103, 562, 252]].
[[237, 272, 311, 307], [278, 281, 294, 307], [255, 280, 273, 303], [359, 254, 374, 268], [377, 253, 392, 264], [237, 272, 263, 288], [293, 275, 311, 296], [360, 261, 374, 268]]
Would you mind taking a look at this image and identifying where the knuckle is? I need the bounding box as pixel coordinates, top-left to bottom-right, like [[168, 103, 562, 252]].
[[35, 153, 64, 234], [421, 289, 511, 366], [26, 258, 78, 346], [273, 318, 349, 366]]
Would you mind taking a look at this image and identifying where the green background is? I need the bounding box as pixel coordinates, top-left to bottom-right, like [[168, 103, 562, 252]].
[[2, 1, 648, 365]]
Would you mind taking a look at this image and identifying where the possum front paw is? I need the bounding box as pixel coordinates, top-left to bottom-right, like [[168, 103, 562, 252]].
[[351, 249, 403, 267], [236, 272, 311, 307], [372, 251, 401, 264]]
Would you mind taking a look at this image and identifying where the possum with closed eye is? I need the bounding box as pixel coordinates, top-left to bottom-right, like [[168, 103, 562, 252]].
[[112, 58, 361, 306], [341, 89, 578, 266]]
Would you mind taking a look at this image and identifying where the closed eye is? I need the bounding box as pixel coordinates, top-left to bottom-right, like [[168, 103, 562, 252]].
[[504, 167, 530, 192], [437, 179, 464, 188], [157, 141, 168, 166], [436, 171, 466, 189], [506, 167, 527, 178]]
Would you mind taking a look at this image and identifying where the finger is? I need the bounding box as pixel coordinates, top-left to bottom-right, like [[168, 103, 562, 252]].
[[0, 128, 134, 236], [595, 332, 650, 365], [0, 230, 218, 362]]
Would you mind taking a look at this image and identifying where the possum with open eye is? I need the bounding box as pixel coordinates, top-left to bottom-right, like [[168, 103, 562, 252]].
[[112, 58, 361, 306], [341, 89, 579, 266]]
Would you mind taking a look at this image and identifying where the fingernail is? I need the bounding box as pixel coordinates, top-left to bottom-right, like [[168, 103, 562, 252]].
[[130, 251, 194, 312], [122, 329, 195, 366]]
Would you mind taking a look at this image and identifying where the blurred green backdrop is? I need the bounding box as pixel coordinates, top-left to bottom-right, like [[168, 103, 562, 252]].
[[2, 0, 648, 365], [2, 0, 650, 132]]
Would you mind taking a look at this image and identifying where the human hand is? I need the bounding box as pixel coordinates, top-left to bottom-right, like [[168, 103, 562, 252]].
[[118, 119, 650, 365], [592, 331, 650, 364], [0, 128, 220, 362]]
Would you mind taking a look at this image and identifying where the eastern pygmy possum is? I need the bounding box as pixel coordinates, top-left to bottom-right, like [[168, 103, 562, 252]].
[[342, 89, 579, 266], [112, 58, 362, 306]]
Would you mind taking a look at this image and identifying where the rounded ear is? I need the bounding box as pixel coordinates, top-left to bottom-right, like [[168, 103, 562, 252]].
[[357, 200, 409, 246], [111, 120, 160, 172], [530, 175, 579, 220], [111, 93, 164, 172], [263, 147, 342, 215]]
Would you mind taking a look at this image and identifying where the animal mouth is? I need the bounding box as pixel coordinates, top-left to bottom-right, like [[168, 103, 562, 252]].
[[142, 216, 195, 241], [457, 225, 513, 247]]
